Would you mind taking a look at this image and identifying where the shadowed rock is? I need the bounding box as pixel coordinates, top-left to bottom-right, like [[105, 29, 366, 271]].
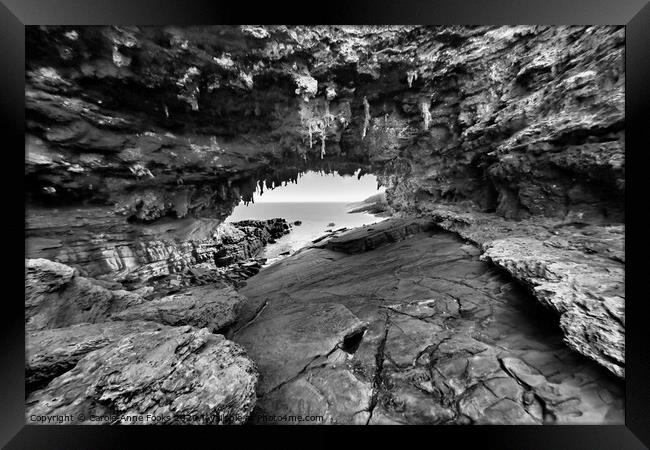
[[23, 25, 626, 423], [416, 205, 625, 378], [482, 238, 624, 378]]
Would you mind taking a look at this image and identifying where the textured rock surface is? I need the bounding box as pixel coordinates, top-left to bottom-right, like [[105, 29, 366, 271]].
[[231, 221, 623, 424], [26, 213, 290, 289], [410, 204, 625, 377], [25, 258, 144, 331], [26, 320, 165, 391], [234, 302, 367, 395], [24, 25, 625, 387], [347, 192, 390, 215], [25, 25, 623, 223], [318, 217, 434, 254], [27, 326, 259, 424], [482, 238, 624, 378], [113, 284, 246, 332]]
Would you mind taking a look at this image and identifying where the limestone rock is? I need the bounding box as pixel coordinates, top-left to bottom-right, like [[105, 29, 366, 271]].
[[25, 258, 144, 331], [481, 237, 624, 378], [26, 320, 165, 391], [23, 25, 626, 421], [26, 215, 290, 290], [25, 26, 623, 224], [320, 218, 434, 254], [113, 284, 246, 332], [408, 203, 625, 378], [26, 326, 258, 424]]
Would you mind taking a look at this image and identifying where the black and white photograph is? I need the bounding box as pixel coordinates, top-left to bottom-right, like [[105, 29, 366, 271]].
[[1, 0, 647, 441], [21, 23, 629, 427]]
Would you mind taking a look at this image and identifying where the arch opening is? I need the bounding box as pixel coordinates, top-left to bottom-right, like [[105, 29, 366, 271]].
[[226, 169, 388, 264]]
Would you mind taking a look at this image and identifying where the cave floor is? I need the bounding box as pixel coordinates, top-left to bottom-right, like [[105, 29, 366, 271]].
[[230, 225, 624, 425]]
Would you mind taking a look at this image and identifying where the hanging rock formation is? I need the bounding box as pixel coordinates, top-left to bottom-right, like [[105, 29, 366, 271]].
[[24, 25, 625, 422]]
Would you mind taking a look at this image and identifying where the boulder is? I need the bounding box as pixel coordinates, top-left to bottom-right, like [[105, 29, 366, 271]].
[[26, 320, 165, 391], [112, 284, 246, 332], [26, 326, 258, 424], [25, 258, 144, 331]]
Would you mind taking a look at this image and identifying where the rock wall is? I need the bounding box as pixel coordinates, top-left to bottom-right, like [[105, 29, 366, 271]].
[[25, 26, 625, 377], [26, 206, 290, 289], [26, 25, 623, 223]]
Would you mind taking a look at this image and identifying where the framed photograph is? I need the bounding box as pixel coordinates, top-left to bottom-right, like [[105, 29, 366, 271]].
[[2, 0, 648, 447]]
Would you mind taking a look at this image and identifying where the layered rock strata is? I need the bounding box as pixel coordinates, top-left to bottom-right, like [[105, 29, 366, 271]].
[[112, 284, 246, 332], [24, 25, 625, 387], [25, 25, 623, 224], [26, 320, 165, 391], [26, 211, 290, 292]]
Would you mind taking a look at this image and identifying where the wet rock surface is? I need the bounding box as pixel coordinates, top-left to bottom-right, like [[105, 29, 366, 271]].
[[318, 217, 435, 254], [231, 221, 623, 424], [418, 204, 625, 378], [26, 326, 259, 424]]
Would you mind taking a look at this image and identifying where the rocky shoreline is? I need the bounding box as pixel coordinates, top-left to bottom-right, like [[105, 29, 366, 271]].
[[24, 25, 625, 424], [25, 218, 291, 424], [232, 218, 623, 424], [25, 217, 624, 425]]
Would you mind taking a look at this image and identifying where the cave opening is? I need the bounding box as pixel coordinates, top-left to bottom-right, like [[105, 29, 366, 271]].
[[22, 25, 627, 426], [226, 169, 388, 263]]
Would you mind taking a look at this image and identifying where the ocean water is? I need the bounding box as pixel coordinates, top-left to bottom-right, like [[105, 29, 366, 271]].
[[226, 202, 387, 264]]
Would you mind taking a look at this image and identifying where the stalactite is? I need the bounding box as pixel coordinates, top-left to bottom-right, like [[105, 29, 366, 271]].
[[420, 100, 431, 131], [406, 70, 418, 88], [308, 122, 313, 149], [362, 96, 370, 140]]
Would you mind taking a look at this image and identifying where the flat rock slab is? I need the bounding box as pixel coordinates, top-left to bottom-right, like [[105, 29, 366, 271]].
[[319, 218, 434, 254], [27, 326, 259, 424], [234, 301, 367, 395], [26, 320, 165, 392], [113, 284, 245, 332], [233, 227, 623, 425]]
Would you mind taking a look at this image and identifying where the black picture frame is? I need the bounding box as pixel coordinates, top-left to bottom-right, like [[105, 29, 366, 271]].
[[2, 0, 648, 448]]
